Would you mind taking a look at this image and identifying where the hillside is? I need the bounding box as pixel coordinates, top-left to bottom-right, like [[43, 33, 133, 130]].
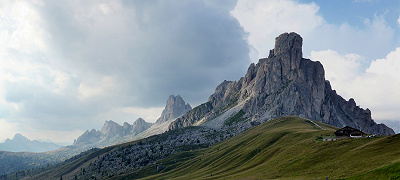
[[19, 116, 400, 180], [120, 116, 400, 180]]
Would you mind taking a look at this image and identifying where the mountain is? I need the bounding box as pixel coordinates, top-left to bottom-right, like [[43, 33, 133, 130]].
[[133, 95, 192, 140], [73, 118, 152, 147], [378, 120, 400, 134], [73, 95, 190, 148], [21, 117, 400, 180], [169, 32, 394, 135], [156, 95, 192, 124], [0, 133, 62, 153], [72, 129, 103, 146], [132, 118, 152, 136]]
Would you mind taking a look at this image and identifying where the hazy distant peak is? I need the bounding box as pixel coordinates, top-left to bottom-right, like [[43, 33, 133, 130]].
[[0, 133, 62, 152], [12, 133, 29, 142]]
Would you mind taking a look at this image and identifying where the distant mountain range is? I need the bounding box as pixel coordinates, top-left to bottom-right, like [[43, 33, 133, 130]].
[[72, 95, 192, 148], [0, 133, 63, 153], [0, 95, 192, 175]]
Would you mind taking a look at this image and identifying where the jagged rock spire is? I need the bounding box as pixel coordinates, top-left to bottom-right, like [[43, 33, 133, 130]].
[[156, 95, 192, 124]]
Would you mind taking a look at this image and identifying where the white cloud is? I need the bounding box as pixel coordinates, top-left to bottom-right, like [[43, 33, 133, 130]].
[[311, 48, 400, 121], [398, 16, 400, 26], [232, 0, 395, 61], [0, 1, 48, 53], [120, 107, 164, 123], [0, 119, 18, 142], [311, 50, 364, 99], [231, 0, 323, 60]]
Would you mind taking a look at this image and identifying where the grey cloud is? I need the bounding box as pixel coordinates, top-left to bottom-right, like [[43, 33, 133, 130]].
[[2, 0, 250, 132], [40, 0, 250, 106]]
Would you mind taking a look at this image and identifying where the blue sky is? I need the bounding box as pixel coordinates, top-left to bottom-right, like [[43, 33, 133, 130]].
[[305, 1, 399, 28], [0, 0, 399, 142]]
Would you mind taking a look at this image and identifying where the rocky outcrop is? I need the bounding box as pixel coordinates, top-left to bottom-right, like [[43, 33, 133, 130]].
[[168, 102, 213, 130], [156, 95, 192, 124], [169, 32, 394, 135]]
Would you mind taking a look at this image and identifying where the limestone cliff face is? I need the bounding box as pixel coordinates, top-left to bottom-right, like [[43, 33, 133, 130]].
[[169, 32, 394, 135], [155, 95, 192, 124]]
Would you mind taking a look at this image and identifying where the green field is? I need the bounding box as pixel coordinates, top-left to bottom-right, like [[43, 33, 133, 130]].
[[118, 116, 400, 180]]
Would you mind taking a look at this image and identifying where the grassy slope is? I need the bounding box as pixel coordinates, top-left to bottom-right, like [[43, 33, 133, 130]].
[[26, 116, 400, 180], [347, 162, 400, 180], [119, 116, 400, 180]]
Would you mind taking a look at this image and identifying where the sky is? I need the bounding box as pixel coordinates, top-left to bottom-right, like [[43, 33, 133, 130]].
[[0, 0, 399, 143]]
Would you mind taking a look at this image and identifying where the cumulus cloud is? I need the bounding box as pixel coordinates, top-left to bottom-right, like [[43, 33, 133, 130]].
[[0, 119, 18, 141], [310, 50, 365, 99], [0, 0, 250, 141], [232, 0, 395, 61], [311, 49, 400, 122], [398, 16, 400, 25], [231, 0, 323, 59]]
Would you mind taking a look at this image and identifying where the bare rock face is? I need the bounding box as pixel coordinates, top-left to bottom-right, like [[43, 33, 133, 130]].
[[100, 120, 123, 138], [73, 129, 103, 146], [169, 32, 394, 135], [156, 95, 192, 124], [131, 118, 152, 136]]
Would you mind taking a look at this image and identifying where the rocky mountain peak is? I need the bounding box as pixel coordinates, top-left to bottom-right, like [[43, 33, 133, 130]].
[[273, 32, 302, 58], [169, 32, 394, 135], [133, 118, 146, 126], [100, 120, 122, 138], [132, 118, 152, 136], [156, 95, 192, 124]]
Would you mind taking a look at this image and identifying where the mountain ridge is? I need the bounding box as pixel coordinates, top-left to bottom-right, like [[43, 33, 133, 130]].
[[72, 95, 191, 148], [0, 133, 62, 153]]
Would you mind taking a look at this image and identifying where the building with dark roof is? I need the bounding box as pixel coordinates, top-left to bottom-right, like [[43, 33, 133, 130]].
[[334, 126, 364, 137]]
